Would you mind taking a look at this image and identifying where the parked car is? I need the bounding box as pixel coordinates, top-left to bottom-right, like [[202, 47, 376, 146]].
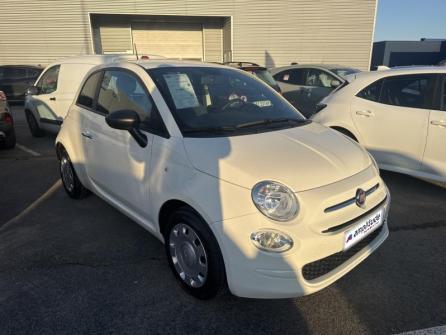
[[222, 62, 282, 93], [312, 66, 446, 183], [0, 65, 43, 103], [271, 64, 361, 117], [24, 55, 157, 137], [0, 91, 16, 149], [56, 60, 390, 299]]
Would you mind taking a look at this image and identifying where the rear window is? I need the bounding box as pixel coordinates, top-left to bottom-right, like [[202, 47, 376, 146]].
[[357, 79, 384, 102], [0, 67, 28, 80]]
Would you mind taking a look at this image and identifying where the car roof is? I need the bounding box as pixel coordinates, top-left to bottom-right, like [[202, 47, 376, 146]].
[[129, 59, 230, 70], [272, 64, 355, 72], [348, 66, 446, 82]]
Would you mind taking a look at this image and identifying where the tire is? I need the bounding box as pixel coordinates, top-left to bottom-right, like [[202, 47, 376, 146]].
[[25, 110, 44, 137], [59, 149, 89, 199], [164, 207, 226, 299], [2, 130, 16, 149]]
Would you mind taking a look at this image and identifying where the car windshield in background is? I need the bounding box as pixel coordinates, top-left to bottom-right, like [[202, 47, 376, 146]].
[[148, 67, 307, 137], [331, 68, 361, 79], [249, 68, 277, 86]]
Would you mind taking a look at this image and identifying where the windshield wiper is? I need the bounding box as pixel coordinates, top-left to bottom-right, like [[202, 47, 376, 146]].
[[182, 126, 237, 134], [235, 118, 309, 129]]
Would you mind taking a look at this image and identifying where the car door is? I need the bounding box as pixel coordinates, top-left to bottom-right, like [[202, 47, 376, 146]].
[[421, 74, 446, 178], [32, 65, 61, 131], [78, 68, 164, 218], [352, 74, 435, 171], [273, 68, 312, 115]]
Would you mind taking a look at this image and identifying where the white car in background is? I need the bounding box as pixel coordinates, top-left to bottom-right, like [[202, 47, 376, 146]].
[[24, 54, 164, 137], [312, 67, 446, 183], [56, 60, 390, 299]]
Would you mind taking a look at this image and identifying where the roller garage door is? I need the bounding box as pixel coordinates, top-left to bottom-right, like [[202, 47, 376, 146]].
[[132, 22, 204, 60]]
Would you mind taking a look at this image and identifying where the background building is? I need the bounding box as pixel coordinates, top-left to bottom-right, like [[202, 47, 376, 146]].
[[0, 0, 377, 69], [371, 39, 446, 69]]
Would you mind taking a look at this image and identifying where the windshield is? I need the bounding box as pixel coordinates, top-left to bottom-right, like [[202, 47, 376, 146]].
[[148, 67, 306, 137], [331, 68, 361, 79]]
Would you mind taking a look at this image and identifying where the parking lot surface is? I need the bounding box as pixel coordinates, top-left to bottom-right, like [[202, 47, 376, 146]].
[[1, 106, 445, 335]]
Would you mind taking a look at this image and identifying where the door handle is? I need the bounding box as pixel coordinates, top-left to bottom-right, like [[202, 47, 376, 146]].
[[81, 132, 93, 139], [430, 120, 446, 128], [49, 97, 56, 101], [356, 110, 374, 117]]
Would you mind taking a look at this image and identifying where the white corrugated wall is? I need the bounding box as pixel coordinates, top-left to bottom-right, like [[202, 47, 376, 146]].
[[0, 0, 377, 70]]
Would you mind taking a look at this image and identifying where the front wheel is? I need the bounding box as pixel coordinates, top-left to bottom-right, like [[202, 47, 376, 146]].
[[2, 130, 16, 149], [59, 149, 89, 199], [25, 111, 44, 137], [165, 207, 226, 299]]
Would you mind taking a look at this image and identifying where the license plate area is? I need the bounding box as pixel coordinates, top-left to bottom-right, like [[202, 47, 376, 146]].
[[344, 208, 384, 251]]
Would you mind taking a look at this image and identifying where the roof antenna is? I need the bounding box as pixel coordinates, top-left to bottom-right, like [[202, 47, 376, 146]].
[[134, 43, 139, 60]]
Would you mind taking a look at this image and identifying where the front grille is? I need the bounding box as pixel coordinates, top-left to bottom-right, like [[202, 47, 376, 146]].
[[302, 225, 384, 281], [324, 183, 380, 213]]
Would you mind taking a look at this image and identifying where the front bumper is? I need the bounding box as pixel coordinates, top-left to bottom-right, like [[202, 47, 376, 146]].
[[211, 166, 390, 299]]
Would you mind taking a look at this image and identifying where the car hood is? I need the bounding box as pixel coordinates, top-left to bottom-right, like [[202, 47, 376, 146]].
[[183, 122, 371, 192]]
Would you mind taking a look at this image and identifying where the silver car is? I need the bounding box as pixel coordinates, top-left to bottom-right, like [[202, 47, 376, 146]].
[[271, 64, 360, 117]]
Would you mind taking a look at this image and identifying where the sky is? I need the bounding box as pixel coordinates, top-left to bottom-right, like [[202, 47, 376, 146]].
[[374, 0, 446, 41]]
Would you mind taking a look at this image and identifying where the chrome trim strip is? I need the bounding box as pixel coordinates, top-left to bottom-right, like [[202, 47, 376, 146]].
[[322, 196, 387, 234], [324, 183, 379, 213]]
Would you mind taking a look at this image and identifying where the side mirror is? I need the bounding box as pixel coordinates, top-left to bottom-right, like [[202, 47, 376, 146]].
[[330, 80, 342, 88], [105, 110, 147, 147], [26, 86, 39, 96]]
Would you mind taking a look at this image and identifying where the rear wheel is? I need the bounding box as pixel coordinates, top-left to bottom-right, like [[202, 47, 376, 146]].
[[164, 207, 226, 299], [2, 130, 16, 149], [59, 149, 89, 199], [25, 111, 44, 137]]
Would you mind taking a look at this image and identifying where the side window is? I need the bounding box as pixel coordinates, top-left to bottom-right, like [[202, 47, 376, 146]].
[[97, 70, 164, 133], [273, 69, 305, 85], [357, 79, 384, 102], [380, 74, 435, 109], [304, 69, 336, 88], [273, 70, 290, 83], [37, 66, 60, 94], [77, 71, 102, 109]]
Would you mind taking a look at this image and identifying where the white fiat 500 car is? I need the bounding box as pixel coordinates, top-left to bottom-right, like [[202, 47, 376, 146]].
[[56, 60, 390, 299], [312, 67, 446, 183]]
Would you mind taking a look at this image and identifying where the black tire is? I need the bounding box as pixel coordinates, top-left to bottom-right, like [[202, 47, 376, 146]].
[[59, 148, 89, 199], [25, 110, 44, 137], [164, 207, 226, 299], [2, 131, 16, 149]]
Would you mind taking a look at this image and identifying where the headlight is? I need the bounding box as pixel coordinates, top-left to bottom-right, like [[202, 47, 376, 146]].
[[251, 181, 299, 221], [250, 229, 293, 252], [369, 153, 379, 174]]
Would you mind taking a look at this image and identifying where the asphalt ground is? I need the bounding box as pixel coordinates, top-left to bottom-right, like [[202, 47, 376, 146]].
[[0, 106, 445, 335]]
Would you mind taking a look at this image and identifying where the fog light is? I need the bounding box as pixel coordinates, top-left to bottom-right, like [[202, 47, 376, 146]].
[[250, 229, 293, 253]]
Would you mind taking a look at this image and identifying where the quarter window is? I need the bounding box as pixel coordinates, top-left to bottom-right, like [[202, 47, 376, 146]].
[[77, 72, 102, 109], [37, 66, 60, 94], [96, 70, 164, 134], [380, 74, 435, 109], [357, 79, 384, 102]]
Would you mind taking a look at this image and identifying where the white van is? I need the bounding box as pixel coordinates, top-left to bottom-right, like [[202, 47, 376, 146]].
[[24, 55, 164, 136]]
